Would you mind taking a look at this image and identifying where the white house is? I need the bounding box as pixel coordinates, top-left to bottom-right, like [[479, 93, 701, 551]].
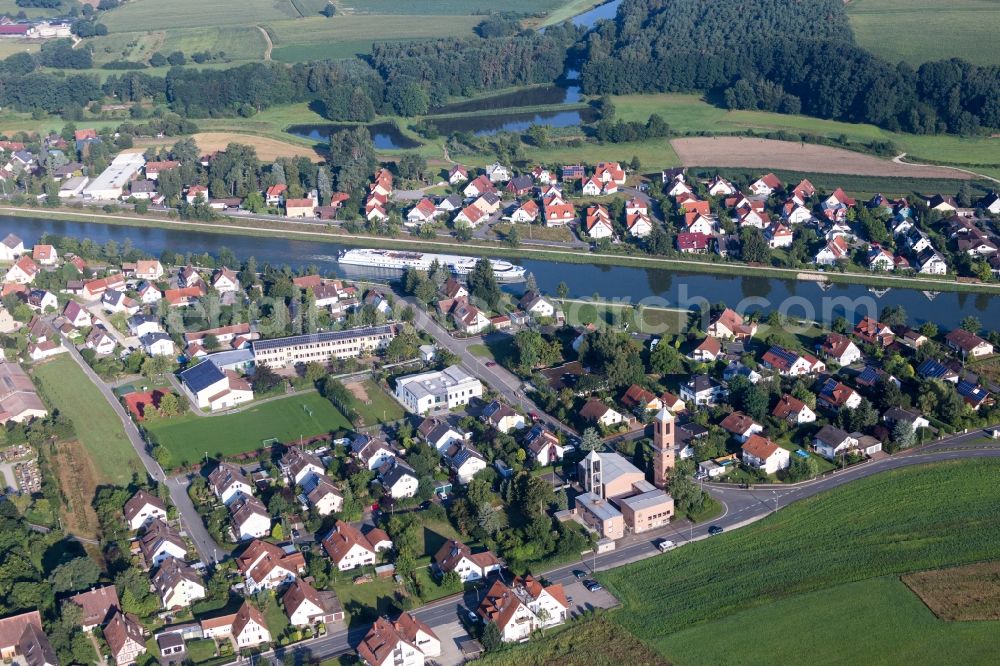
[[229, 495, 271, 541], [179, 361, 254, 412], [140, 332, 175, 357], [322, 521, 377, 571], [138, 519, 187, 568], [123, 490, 167, 531], [477, 576, 568, 643], [307, 476, 344, 515], [772, 394, 816, 425], [152, 557, 206, 609], [235, 539, 306, 593], [357, 614, 439, 666], [379, 458, 419, 499], [741, 435, 790, 475], [813, 425, 858, 461], [208, 462, 253, 506], [232, 602, 271, 648], [283, 579, 344, 627], [579, 398, 624, 428], [433, 540, 502, 583]]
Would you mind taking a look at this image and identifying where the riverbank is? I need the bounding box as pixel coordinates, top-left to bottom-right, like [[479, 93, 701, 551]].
[[5, 205, 1000, 295]]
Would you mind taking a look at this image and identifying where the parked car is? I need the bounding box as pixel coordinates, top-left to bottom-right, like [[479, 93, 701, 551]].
[[656, 539, 676, 552], [485, 361, 497, 367], [708, 525, 724, 536], [572, 569, 586, 580], [584, 580, 603, 592]]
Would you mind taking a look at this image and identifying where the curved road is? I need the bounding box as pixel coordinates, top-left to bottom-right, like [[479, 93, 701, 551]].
[[265, 429, 1000, 665]]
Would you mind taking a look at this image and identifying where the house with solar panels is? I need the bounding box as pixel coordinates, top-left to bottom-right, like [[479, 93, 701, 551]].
[[178, 360, 253, 411]]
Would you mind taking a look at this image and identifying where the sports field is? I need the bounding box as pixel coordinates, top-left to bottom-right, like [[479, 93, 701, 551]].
[[144, 391, 351, 466], [598, 459, 1000, 661], [848, 0, 1000, 67], [32, 355, 143, 485]]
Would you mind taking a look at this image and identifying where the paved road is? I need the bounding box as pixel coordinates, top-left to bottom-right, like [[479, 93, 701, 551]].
[[258, 429, 1000, 665], [56, 332, 229, 563]]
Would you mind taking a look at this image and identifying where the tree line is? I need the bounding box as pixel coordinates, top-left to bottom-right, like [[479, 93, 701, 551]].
[[579, 0, 1000, 134]]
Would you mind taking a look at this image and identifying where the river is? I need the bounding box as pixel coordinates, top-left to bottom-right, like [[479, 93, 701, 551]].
[[6, 215, 996, 330]]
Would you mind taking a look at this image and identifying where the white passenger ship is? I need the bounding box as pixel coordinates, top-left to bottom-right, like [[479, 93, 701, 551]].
[[338, 248, 526, 282]]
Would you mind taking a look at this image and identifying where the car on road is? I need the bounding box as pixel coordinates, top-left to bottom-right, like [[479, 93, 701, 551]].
[[572, 569, 586, 580], [485, 361, 497, 367], [656, 539, 676, 552], [708, 525, 724, 536], [529, 411, 540, 420], [583, 580, 603, 592]]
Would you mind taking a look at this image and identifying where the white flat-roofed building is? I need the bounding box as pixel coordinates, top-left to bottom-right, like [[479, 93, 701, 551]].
[[83, 152, 146, 200], [58, 175, 89, 198], [251, 325, 396, 369], [394, 365, 483, 414]]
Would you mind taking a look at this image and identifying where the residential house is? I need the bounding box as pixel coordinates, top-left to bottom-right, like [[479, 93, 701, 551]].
[[283, 579, 344, 627], [211, 267, 240, 294], [31, 244, 57, 266], [0, 233, 24, 261], [394, 365, 483, 414], [26, 289, 57, 313], [447, 165, 468, 184], [178, 361, 254, 412], [741, 435, 790, 475], [917, 358, 960, 383], [620, 384, 663, 415], [322, 521, 378, 571], [854, 317, 895, 348], [140, 332, 175, 357], [123, 489, 167, 531], [138, 519, 187, 568], [444, 443, 487, 484], [5, 256, 38, 284], [518, 290, 556, 319], [357, 613, 439, 666], [285, 198, 315, 218], [680, 375, 726, 406], [418, 417, 468, 453], [0, 362, 48, 424], [280, 446, 325, 488], [579, 398, 624, 428], [477, 577, 567, 643], [229, 495, 271, 541], [708, 308, 757, 340], [926, 194, 957, 213], [817, 378, 862, 412], [463, 174, 493, 199], [235, 539, 306, 593], [749, 173, 781, 197], [813, 425, 858, 461], [676, 232, 711, 253], [916, 248, 948, 275], [544, 201, 575, 226], [720, 411, 763, 443], [480, 400, 525, 433], [761, 345, 825, 376], [62, 300, 92, 328], [17, 623, 57, 666], [814, 236, 850, 265], [232, 602, 271, 648], [772, 394, 816, 424], [406, 198, 439, 225], [451, 301, 490, 334], [351, 435, 399, 470], [433, 540, 502, 583], [594, 162, 626, 186], [485, 162, 510, 183], [208, 462, 253, 505], [152, 557, 206, 609], [689, 335, 722, 363], [104, 611, 146, 666], [68, 586, 120, 632], [707, 175, 736, 196], [307, 476, 344, 516], [0, 613, 42, 661], [882, 406, 930, 432], [957, 380, 993, 410], [510, 199, 539, 223], [945, 328, 994, 359], [626, 211, 653, 237], [585, 206, 615, 238], [819, 333, 862, 366], [867, 244, 895, 271], [379, 458, 419, 499]]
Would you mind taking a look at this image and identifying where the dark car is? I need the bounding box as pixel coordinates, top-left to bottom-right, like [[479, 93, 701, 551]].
[[485, 361, 497, 367], [572, 569, 586, 580], [584, 580, 603, 592], [708, 525, 724, 536]]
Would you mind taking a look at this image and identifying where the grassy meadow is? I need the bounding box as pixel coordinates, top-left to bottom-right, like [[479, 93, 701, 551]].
[[32, 355, 143, 485], [598, 459, 1000, 659], [848, 0, 1000, 67]]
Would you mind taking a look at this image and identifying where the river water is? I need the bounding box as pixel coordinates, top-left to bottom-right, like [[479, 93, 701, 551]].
[[6, 215, 996, 330]]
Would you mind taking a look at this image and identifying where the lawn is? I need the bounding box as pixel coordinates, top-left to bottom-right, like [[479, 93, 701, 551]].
[[599, 459, 1000, 652], [848, 0, 1000, 67], [144, 391, 351, 467], [476, 615, 668, 666], [341, 378, 405, 427], [32, 355, 143, 485], [332, 575, 404, 626], [469, 335, 516, 367], [185, 639, 217, 664], [660, 577, 999, 665]]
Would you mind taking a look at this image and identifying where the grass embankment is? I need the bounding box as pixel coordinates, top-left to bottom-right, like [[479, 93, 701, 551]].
[[7, 205, 1000, 295], [599, 459, 1000, 660], [477, 615, 668, 666], [144, 392, 350, 466], [32, 355, 143, 485]]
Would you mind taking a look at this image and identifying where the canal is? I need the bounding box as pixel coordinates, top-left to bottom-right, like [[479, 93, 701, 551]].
[[4, 215, 996, 330]]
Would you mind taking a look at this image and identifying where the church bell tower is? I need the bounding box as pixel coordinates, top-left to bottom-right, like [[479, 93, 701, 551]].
[[652, 407, 675, 488]]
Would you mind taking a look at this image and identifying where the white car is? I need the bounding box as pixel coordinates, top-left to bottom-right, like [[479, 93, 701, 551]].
[[656, 539, 677, 553]]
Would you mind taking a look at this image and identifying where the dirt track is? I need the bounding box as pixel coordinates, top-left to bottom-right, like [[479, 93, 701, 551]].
[[671, 137, 974, 179]]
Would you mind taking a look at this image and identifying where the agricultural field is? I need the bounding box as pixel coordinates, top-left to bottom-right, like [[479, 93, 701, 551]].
[[32, 355, 144, 485], [671, 136, 975, 179], [102, 0, 300, 32], [136, 132, 322, 162], [902, 560, 1000, 621], [848, 0, 1000, 67], [267, 15, 483, 63], [336, 0, 569, 15], [611, 93, 1000, 175], [661, 577, 1000, 665], [144, 391, 351, 467], [599, 460, 1000, 660]]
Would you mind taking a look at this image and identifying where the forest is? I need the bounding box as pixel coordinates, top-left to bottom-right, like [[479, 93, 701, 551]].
[[579, 0, 1000, 134]]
